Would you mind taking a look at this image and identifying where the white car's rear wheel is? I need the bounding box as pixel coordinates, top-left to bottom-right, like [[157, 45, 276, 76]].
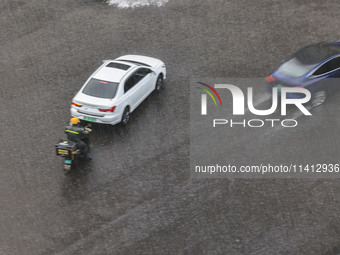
[[120, 107, 130, 126]]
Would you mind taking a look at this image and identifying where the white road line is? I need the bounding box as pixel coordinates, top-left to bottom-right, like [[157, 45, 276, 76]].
[[107, 0, 169, 8]]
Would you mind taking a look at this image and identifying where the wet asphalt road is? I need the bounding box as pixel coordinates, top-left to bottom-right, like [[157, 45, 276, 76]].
[[1, 0, 340, 254]]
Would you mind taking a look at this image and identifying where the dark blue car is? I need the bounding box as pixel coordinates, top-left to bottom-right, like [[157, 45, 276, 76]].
[[266, 41, 340, 107]]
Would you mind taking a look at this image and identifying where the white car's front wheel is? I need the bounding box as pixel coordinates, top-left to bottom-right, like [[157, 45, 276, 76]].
[[155, 75, 163, 93]]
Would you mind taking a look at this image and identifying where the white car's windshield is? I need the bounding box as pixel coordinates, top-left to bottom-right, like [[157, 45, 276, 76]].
[[82, 78, 118, 99]]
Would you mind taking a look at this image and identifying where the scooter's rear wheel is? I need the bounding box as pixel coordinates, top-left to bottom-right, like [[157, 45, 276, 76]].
[[63, 159, 73, 172]]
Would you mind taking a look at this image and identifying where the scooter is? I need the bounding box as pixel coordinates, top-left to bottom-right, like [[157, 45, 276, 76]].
[[55, 123, 92, 172], [55, 140, 81, 171]]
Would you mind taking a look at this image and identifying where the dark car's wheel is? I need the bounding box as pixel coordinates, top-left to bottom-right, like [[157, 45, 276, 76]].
[[310, 90, 326, 108], [155, 75, 163, 92], [120, 107, 130, 126]]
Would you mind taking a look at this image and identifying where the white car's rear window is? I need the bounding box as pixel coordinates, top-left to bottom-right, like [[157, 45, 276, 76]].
[[82, 78, 119, 99]]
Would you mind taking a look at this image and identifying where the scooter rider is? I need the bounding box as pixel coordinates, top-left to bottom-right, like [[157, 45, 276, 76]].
[[65, 117, 92, 160]]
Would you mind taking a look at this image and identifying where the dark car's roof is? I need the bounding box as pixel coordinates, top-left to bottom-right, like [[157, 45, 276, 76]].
[[293, 42, 340, 65]]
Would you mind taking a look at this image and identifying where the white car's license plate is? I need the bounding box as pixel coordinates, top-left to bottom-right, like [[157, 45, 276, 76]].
[[84, 116, 97, 122]]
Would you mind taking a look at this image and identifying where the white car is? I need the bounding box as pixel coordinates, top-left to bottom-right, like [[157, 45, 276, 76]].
[[70, 55, 166, 125]]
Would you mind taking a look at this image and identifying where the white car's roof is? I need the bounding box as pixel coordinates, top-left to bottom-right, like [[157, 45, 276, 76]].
[[93, 61, 134, 83], [91, 55, 162, 83], [115, 55, 162, 67]]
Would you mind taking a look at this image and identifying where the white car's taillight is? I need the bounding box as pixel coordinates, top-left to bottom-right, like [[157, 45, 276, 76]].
[[72, 102, 82, 107], [99, 106, 116, 113]]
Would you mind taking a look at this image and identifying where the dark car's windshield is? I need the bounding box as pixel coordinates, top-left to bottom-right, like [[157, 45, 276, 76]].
[[82, 78, 118, 99], [294, 43, 340, 65], [278, 43, 340, 78], [278, 58, 316, 78]]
